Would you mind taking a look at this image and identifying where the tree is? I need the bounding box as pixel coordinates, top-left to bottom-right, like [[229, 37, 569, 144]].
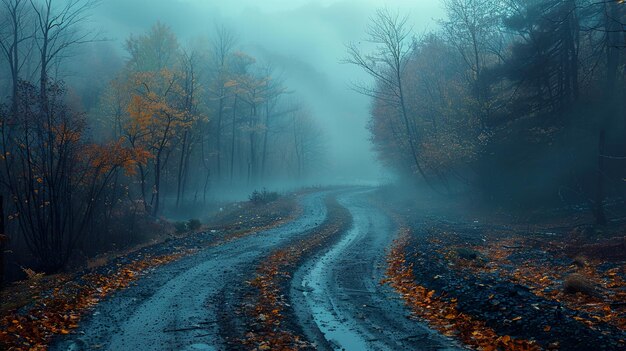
[[368, 33, 479, 189], [0, 80, 135, 272], [441, 0, 502, 129], [30, 0, 101, 102], [124, 69, 186, 216], [257, 64, 288, 181], [346, 8, 431, 186], [222, 51, 257, 184], [289, 109, 325, 179], [126, 21, 178, 73], [503, 0, 582, 114], [119, 22, 189, 216], [208, 26, 237, 181], [0, 0, 32, 112], [175, 48, 204, 208]]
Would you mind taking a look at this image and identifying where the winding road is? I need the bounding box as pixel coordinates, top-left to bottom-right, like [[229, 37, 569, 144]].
[[51, 189, 462, 351], [292, 190, 462, 351]]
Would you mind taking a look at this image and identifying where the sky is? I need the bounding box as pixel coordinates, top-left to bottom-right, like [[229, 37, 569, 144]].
[[89, 0, 444, 183]]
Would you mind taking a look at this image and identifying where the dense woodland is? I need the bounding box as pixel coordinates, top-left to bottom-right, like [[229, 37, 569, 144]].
[[351, 1, 626, 218], [0, 0, 326, 276]]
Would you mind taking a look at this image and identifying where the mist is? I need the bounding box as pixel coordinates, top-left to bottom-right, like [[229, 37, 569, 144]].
[[70, 0, 444, 187], [1, 1, 626, 349]]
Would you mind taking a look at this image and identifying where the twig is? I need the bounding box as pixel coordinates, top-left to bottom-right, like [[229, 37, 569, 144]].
[[163, 326, 204, 333], [198, 320, 217, 325], [195, 333, 213, 338]]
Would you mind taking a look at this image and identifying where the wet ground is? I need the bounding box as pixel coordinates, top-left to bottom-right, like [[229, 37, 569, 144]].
[[291, 190, 462, 351], [52, 191, 329, 351], [49, 188, 461, 351]]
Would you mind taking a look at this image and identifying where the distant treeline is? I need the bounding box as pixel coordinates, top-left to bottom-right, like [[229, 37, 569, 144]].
[[351, 1, 626, 216]]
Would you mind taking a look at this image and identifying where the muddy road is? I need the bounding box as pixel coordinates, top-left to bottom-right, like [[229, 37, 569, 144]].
[[291, 191, 461, 351], [51, 189, 460, 351]]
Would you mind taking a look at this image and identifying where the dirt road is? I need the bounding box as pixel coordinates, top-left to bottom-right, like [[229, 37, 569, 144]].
[[51, 189, 460, 351], [291, 190, 462, 351]]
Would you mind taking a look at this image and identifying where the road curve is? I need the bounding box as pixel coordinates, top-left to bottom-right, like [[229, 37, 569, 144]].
[[51, 191, 330, 351], [290, 190, 464, 351]]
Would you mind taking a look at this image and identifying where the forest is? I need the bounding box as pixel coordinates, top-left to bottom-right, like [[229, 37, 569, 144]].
[[0, 0, 326, 277], [358, 1, 626, 215], [1, 1, 626, 351]]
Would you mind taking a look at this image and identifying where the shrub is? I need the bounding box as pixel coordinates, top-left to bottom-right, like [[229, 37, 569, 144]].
[[563, 274, 597, 296], [249, 188, 280, 205], [174, 221, 188, 234], [187, 219, 202, 231]]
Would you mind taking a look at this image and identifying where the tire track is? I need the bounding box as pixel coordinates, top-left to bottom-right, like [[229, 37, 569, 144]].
[[51, 191, 330, 351], [290, 190, 464, 351]]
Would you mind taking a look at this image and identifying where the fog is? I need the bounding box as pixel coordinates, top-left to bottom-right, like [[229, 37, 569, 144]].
[[2, 0, 624, 280], [83, 0, 443, 183]]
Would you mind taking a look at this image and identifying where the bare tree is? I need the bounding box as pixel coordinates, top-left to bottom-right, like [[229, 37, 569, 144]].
[[236, 67, 276, 185], [259, 63, 289, 180], [290, 109, 325, 179], [345, 8, 431, 184], [29, 0, 101, 100], [209, 25, 237, 181], [0, 81, 130, 272], [0, 0, 33, 112], [441, 0, 502, 129], [175, 48, 203, 208]]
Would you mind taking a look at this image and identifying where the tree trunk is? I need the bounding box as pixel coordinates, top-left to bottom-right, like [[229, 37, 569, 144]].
[[230, 96, 238, 184], [216, 95, 224, 180], [0, 196, 6, 288], [595, 130, 606, 226], [176, 131, 188, 208], [261, 103, 270, 179], [248, 104, 257, 185], [152, 156, 161, 217]]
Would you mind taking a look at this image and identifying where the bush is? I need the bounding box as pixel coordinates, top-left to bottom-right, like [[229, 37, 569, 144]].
[[187, 219, 202, 231], [174, 219, 202, 234], [249, 188, 280, 205], [563, 274, 597, 296], [174, 221, 188, 234]]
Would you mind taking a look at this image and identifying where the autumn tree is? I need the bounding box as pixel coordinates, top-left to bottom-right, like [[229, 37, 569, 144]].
[[124, 69, 187, 216], [364, 2, 625, 213], [0, 81, 135, 272], [175, 48, 204, 208], [346, 8, 432, 186]]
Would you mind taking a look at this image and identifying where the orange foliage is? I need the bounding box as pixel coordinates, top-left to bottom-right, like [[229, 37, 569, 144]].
[[243, 199, 350, 350], [0, 253, 187, 351], [382, 229, 541, 351], [82, 140, 151, 177], [123, 69, 191, 161], [468, 237, 626, 331]]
